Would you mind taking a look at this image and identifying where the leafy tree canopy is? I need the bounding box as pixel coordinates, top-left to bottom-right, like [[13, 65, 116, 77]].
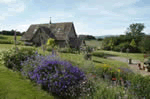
[[126, 23, 145, 36]]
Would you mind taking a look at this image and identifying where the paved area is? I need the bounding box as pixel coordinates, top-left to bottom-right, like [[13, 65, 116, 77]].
[[107, 56, 150, 76]]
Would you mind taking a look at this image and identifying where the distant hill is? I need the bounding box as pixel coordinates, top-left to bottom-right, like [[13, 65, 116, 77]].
[[95, 35, 120, 39], [78, 35, 96, 40]]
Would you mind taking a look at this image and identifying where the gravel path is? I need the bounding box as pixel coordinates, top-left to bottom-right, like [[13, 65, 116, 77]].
[[107, 56, 150, 76]]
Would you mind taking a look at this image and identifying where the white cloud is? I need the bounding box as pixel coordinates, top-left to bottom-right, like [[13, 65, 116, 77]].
[[77, 28, 127, 36], [0, 23, 30, 32], [98, 28, 127, 36], [74, 21, 127, 36], [7, 3, 25, 13], [0, 16, 5, 20], [15, 24, 30, 32], [112, 0, 140, 7], [0, 0, 16, 4], [0, 0, 26, 21]]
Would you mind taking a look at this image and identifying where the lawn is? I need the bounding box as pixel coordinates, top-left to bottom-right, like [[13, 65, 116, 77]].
[[0, 66, 54, 99], [0, 34, 22, 45], [59, 52, 129, 69], [0, 34, 21, 41], [96, 50, 145, 62], [85, 40, 102, 48]]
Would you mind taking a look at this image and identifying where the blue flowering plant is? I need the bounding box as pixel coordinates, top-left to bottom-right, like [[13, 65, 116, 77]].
[[21, 54, 93, 98]]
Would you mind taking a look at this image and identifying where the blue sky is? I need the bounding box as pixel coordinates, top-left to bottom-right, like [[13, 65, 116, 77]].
[[0, 0, 150, 36]]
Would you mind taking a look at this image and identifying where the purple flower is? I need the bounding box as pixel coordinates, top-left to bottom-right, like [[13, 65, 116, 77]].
[[21, 54, 86, 98]]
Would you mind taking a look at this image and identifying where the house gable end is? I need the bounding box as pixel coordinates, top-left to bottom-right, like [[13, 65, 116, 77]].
[[68, 23, 77, 39]]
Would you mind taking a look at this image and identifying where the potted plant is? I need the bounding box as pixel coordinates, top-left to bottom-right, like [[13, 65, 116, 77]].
[[147, 66, 150, 72], [111, 71, 117, 81], [112, 77, 117, 81], [137, 63, 142, 70], [128, 58, 132, 64]]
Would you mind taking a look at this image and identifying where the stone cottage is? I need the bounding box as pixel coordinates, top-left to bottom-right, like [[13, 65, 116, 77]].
[[21, 19, 86, 48]]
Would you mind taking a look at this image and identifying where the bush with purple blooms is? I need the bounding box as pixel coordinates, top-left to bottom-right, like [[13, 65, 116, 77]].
[[21, 54, 95, 99]]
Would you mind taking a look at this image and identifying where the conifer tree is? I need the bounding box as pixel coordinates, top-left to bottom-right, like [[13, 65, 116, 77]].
[[130, 39, 136, 48]]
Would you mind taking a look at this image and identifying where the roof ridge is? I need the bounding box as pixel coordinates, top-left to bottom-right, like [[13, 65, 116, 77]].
[[31, 22, 73, 25], [52, 22, 73, 24]]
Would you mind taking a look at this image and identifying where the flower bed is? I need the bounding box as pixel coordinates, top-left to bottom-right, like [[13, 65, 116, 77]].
[[21, 53, 95, 98], [94, 63, 150, 98], [2, 47, 150, 98]]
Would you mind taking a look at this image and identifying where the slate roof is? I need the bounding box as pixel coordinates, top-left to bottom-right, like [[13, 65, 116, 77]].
[[21, 22, 73, 41]]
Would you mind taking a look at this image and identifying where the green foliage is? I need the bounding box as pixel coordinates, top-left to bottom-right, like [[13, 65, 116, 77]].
[[113, 42, 129, 52], [102, 37, 118, 50], [130, 39, 136, 48], [0, 30, 22, 36], [79, 35, 96, 40], [58, 47, 72, 53], [126, 23, 145, 37], [58, 46, 80, 54], [84, 53, 92, 60], [46, 38, 55, 47], [102, 23, 146, 53], [0, 47, 36, 71], [108, 38, 114, 50], [92, 52, 105, 57], [129, 74, 150, 98], [139, 35, 150, 53], [86, 46, 93, 53], [0, 40, 13, 44], [97, 38, 103, 41], [46, 46, 53, 52]]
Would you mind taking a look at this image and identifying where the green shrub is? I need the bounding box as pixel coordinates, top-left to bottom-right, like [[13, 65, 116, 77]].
[[0, 47, 36, 71], [92, 52, 117, 58], [46, 46, 52, 52], [92, 52, 105, 57], [84, 53, 92, 60], [58, 48, 70, 53], [128, 74, 150, 98], [86, 46, 93, 53], [0, 40, 13, 44], [115, 42, 129, 52], [58, 47, 79, 54], [113, 46, 121, 52]]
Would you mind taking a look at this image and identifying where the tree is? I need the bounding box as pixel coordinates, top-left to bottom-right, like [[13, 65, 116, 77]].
[[126, 23, 145, 37], [108, 38, 114, 50], [130, 39, 136, 48], [47, 38, 56, 47], [97, 38, 103, 41], [47, 38, 56, 55], [139, 35, 150, 53]]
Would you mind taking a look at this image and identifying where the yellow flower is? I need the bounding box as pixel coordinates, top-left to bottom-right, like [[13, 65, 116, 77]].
[[103, 64, 109, 68], [117, 69, 120, 73]]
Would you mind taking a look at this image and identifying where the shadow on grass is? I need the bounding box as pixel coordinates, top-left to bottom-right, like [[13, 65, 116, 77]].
[[0, 36, 7, 39], [93, 60, 103, 64], [104, 54, 118, 57]]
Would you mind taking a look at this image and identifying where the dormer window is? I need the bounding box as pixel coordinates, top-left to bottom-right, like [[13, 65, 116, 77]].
[[33, 29, 37, 34]]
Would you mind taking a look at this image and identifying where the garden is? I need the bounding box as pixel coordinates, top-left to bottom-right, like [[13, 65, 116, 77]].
[[0, 41, 150, 99], [1, 32, 150, 99]]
